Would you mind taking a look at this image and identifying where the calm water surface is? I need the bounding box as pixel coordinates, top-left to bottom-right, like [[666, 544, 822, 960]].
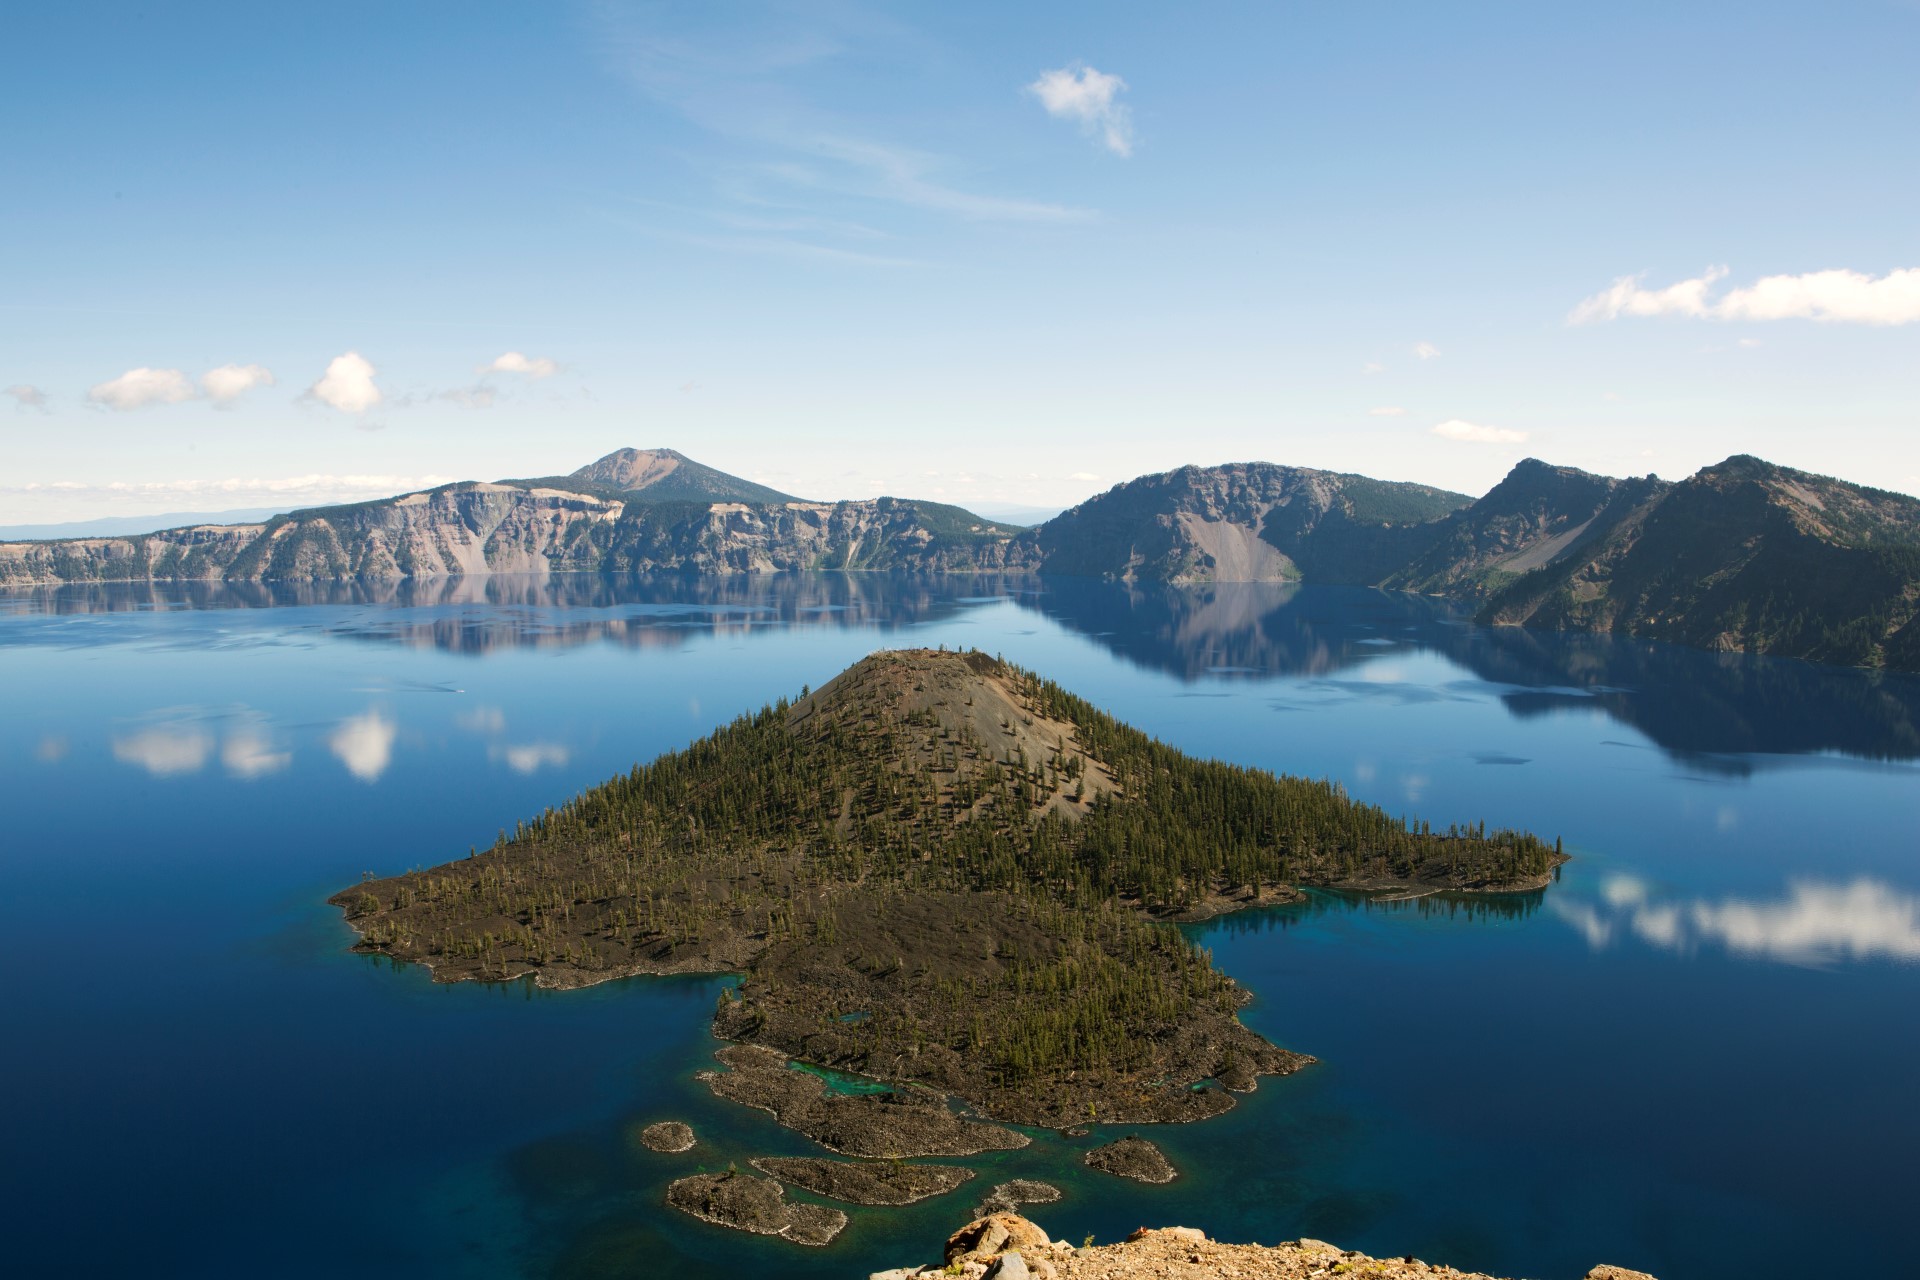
[[3, 575, 1916, 1278]]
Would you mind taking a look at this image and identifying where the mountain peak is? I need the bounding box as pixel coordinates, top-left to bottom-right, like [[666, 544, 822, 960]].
[[788, 648, 1118, 816], [565, 447, 802, 505]]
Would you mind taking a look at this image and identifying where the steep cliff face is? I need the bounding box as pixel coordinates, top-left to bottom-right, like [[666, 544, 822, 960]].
[[1029, 463, 1469, 584], [1481, 456, 1920, 669], [1379, 459, 1669, 600], [0, 482, 1030, 586]]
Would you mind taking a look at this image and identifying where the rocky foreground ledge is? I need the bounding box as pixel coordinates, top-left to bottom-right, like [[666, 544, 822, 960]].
[[869, 1214, 1657, 1280]]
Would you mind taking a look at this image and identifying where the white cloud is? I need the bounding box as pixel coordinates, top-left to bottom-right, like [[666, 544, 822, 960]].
[[1412, 341, 1441, 360], [1361, 361, 1385, 375], [1368, 406, 1407, 417], [6, 384, 48, 410], [492, 742, 570, 774], [1028, 64, 1134, 157], [1067, 471, 1101, 482], [88, 367, 196, 411], [113, 725, 214, 776], [1556, 874, 1920, 966], [329, 710, 397, 782], [222, 728, 290, 779], [1570, 265, 1920, 325], [483, 352, 559, 379], [1431, 418, 1528, 444], [201, 363, 275, 405], [307, 352, 381, 414]]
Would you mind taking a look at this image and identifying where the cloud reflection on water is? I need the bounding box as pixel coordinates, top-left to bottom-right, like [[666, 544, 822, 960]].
[[328, 710, 397, 782], [1554, 874, 1920, 966], [112, 724, 214, 776]]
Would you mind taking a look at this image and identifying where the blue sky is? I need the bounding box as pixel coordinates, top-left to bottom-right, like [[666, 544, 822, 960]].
[[4, 0, 1917, 523]]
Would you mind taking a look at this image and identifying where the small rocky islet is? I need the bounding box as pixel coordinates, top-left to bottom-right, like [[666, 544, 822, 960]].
[[973, 1178, 1063, 1217], [635, 1120, 695, 1153], [1082, 1135, 1177, 1184], [664, 1169, 846, 1247], [333, 648, 1566, 1247]]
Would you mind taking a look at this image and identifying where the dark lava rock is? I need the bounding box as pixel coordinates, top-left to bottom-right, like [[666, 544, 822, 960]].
[[698, 1044, 1029, 1158], [751, 1156, 973, 1205], [637, 1121, 696, 1153], [664, 1170, 847, 1246], [1083, 1135, 1177, 1183], [973, 1178, 1063, 1217]]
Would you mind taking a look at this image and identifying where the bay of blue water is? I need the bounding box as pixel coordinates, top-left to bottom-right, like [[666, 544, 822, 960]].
[[3, 575, 1915, 1278]]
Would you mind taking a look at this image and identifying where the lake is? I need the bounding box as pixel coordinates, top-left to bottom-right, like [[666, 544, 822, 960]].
[[4, 574, 1916, 1278]]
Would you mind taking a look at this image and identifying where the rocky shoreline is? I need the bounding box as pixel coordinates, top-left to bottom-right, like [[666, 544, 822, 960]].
[[866, 1214, 1659, 1280]]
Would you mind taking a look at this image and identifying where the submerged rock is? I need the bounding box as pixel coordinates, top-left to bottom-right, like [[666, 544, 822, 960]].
[[750, 1156, 973, 1205], [664, 1170, 846, 1246], [636, 1120, 696, 1153], [1082, 1135, 1176, 1184]]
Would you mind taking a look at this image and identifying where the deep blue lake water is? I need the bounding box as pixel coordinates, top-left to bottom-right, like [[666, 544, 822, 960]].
[[3, 574, 1916, 1278]]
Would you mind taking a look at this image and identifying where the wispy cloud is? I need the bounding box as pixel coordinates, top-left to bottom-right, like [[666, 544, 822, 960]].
[[6, 384, 49, 410], [591, 5, 1089, 250], [1431, 418, 1527, 444], [482, 352, 559, 379], [1413, 341, 1440, 360], [1028, 63, 1134, 157], [89, 367, 197, 411], [202, 364, 275, 406], [1571, 265, 1920, 325]]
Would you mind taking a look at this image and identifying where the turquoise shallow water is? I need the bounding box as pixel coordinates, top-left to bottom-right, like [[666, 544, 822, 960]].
[[3, 574, 1916, 1278]]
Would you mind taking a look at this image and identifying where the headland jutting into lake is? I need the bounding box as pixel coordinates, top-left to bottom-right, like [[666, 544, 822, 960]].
[[333, 649, 1563, 1235]]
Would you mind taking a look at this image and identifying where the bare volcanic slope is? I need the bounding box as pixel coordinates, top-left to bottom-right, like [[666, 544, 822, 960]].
[[332, 650, 1562, 1127], [524, 446, 803, 506]]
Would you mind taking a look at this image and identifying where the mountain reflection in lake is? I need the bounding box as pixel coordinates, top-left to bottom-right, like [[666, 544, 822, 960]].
[[15, 573, 1920, 766]]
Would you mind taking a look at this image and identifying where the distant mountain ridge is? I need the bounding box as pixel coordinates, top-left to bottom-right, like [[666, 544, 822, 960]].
[[4, 445, 1917, 672]]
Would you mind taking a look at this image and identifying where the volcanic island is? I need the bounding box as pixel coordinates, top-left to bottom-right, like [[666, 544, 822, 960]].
[[332, 648, 1563, 1244]]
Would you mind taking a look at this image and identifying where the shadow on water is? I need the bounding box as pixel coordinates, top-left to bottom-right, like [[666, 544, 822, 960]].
[[1196, 888, 1551, 943]]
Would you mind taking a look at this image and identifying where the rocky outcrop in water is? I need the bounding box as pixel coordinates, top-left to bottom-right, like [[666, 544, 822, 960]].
[[664, 1168, 846, 1245], [750, 1155, 974, 1205], [1082, 1135, 1176, 1183], [637, 1120, 696, 1152]]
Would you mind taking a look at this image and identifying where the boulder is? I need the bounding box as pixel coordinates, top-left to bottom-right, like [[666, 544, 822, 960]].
[[946, 1213, 1052, 1264]]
